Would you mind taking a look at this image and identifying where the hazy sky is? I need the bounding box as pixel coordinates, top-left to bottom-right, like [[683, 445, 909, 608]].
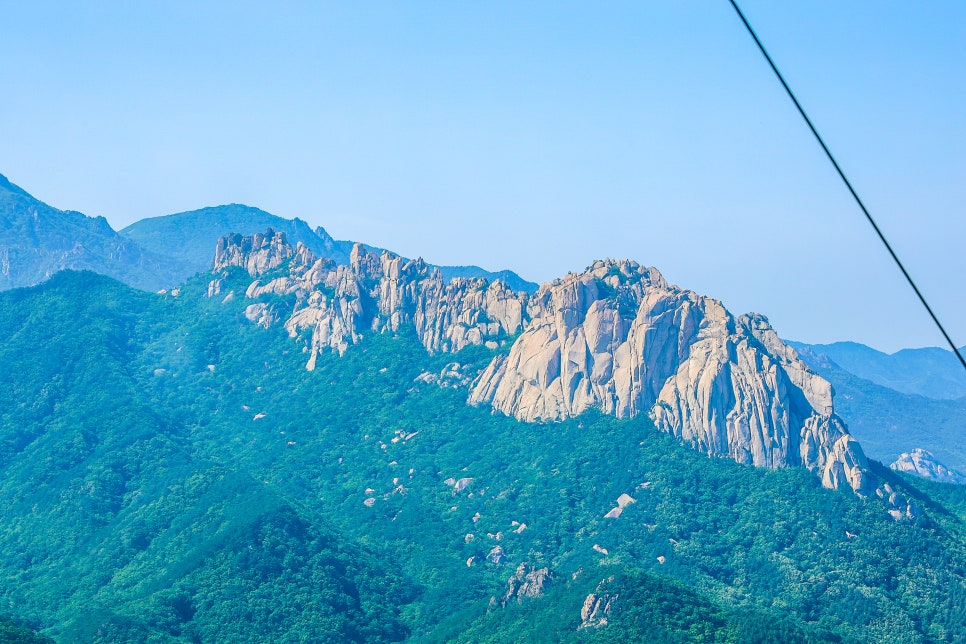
[[1, 2, 963, 353]]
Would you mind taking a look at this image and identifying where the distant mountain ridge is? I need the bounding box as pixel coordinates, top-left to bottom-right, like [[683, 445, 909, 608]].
[[0, 173, 181, 291], [790, 343, 966, 478], [787, 340, 966, 400], [0, 172, 537, 294], [120, 205, 537, 293]]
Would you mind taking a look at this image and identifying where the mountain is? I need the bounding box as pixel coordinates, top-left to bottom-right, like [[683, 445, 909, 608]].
[[791, 345, 966, 476], [469, 262, 871, 496], [0, 173, 180, 291], [1, 264, 965, 642], [212, 231, 913, 512], [123, 206, 538, 294], [891, 449, 966, 485], [787, 340, 966, 400], [120, 204, 352, 280]]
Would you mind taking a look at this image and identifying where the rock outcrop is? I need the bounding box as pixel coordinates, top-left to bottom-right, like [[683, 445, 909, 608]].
[[579, 577, 618, 629], [502, 563, 551, 605], [468, 259, 872, 495], [211, 229, 528, 359], [891, 449, 965, 485], [213, 228, 295, 276], [213, 232, 893, 501]]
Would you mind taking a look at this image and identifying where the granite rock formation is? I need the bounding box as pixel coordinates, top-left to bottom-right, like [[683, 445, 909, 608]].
[[214, 231, 896, 501], [891, 449, 965, 485], [468, 260, 872, 494], [211, 230, 527, 361]]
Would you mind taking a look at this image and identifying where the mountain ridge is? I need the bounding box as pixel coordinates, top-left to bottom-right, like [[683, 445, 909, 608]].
[[0, 172, 537, 294], [211, 229, 913, 513], [787, 340, 966, 400], [0, 173, 181, 291]]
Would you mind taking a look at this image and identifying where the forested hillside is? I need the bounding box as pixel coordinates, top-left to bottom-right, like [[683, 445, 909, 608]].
[[1, 269, 964, 642]]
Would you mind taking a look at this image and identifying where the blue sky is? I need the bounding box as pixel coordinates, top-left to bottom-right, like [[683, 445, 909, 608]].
[[1, 1, 963, 352]]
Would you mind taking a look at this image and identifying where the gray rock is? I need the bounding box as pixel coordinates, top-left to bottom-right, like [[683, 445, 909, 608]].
[[891, 449, 966, 484], [468, 259, 873, 495], [502, 563, 551, 605], [217, 237, 897, 502]]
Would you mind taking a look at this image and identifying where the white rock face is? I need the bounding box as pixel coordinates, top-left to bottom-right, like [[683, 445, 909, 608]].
[[215, 231, 528, 359], [468, 259, 872, 495], [213, 229, 294, 276], [891, 449, 965, 484]]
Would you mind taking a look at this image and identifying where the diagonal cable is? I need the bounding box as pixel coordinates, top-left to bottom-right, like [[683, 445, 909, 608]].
[[727, 0, 966, 370]]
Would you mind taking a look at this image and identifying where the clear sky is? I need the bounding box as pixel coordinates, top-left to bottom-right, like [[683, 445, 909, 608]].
[[1, 1, 963, 353]]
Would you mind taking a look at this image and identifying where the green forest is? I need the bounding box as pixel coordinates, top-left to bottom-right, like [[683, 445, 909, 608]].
[[0, 269, 964, 642]]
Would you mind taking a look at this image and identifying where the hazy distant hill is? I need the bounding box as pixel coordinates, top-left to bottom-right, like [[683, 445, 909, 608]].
[[792, 344, 966, 474], [123, 203, 538, 292], [0, 173, 179, 291], [788, 340, 966, 400], [120, 204, 351, 281], [0, 173, 538, 294]]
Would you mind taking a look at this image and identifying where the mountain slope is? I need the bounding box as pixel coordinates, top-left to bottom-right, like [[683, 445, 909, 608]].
[[120, 204, 352, 280], [791, 346, 966, 475], [212, 231, 887, 502], [787, 340, 966, 400], [1, 269, 965, 642], [0, 271, 411, 642], [0, 174, 179, 291]]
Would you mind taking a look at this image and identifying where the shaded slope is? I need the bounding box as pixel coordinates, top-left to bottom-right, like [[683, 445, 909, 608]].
[[788, 340, 966, 400], [790, 346, 966, 475], [0, 174, 177, 291]]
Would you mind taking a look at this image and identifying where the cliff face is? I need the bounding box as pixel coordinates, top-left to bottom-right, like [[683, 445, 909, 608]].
[[213, 231, 895, 499], [467, 260, 871, 494], [211, 230, 528, 361]]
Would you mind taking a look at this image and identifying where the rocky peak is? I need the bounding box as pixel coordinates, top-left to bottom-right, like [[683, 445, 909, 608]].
[[213, 228, 293, 276], [212, 237, 899, 504], [468, 260, 875, 496], [213, 231, 528, 360], [891, 449, 965, 485]]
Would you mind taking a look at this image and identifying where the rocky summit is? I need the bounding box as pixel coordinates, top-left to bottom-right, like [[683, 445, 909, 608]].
[[891, 448, 966, 485], [212, 229, 527, 359], [212, 230, 910, 509], [469, 259, 872, 496]]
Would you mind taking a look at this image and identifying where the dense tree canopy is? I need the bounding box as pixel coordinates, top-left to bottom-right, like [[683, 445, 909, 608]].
[[0, 270, 963, 642]]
